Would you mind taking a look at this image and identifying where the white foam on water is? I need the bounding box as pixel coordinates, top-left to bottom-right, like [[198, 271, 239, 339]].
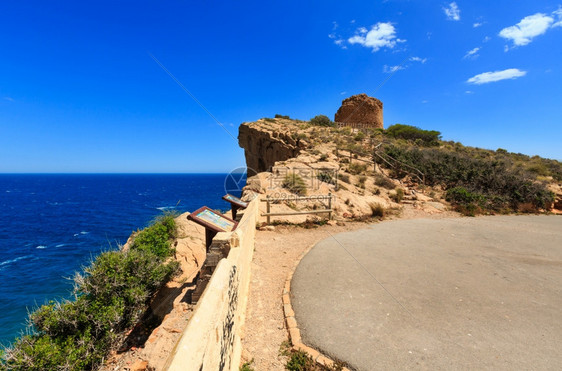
[[55, 244, 65, 248], [80, 231, 89, 235], [36, 245, 47, 249], [0, 255, 32, 268], [157, 206, 176, 211]]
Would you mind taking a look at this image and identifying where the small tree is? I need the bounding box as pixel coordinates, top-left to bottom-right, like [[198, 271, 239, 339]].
[[310, 115, 335, 127]]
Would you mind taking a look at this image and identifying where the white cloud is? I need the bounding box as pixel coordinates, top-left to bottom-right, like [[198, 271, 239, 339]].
[[499, 13, 553, 46], [443, 2, 460, 21], [463, 47, 480, 59], [334, 39, 347, 49], [553, 7, 562, 27], [4, 97, 14, 102], [422, 100, 429, 104], [383, 65, 405, 73], [348, 22, 404, 52], [340, 91, 347, 95], [465, 90, 474, 94], [473, 22, 483, 28], [410, 56, 427, 63], [467, 68, 527, 84], [483, 36, 491, 42]]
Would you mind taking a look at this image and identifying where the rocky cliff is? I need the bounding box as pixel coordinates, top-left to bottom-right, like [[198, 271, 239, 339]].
[[238, 119, 305, 174]]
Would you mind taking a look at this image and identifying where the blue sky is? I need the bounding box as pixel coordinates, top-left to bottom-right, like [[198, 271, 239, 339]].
[[1, 1, 561, 172]]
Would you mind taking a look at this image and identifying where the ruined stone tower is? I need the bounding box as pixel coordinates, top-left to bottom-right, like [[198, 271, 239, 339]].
[[334, 93, 383, 129]]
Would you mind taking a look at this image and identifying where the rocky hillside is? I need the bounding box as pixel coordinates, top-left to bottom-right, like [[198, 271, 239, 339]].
[[238, 117, 562, 221]]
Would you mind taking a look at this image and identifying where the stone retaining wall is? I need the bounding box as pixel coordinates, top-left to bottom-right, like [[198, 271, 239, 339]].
[[164, 196, 259, 371]]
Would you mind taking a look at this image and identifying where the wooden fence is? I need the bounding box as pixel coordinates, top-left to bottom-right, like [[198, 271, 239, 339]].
[[261, 194, 333, 224]]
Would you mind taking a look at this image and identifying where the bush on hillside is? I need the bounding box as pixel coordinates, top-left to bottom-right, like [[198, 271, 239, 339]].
[[1, 215, 180, 371], [310, 115, 336, 127], [382, 145, 554, 213], [282, 173, 307, 195], [385, 124, 441, 146]]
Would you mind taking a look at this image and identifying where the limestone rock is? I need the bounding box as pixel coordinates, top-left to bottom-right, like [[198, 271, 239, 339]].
[[335, 93, 383, 129], [238, 123, 300, 174]]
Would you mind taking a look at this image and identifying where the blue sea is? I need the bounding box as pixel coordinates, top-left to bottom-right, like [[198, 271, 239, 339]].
[[0, 173, 245, 345]]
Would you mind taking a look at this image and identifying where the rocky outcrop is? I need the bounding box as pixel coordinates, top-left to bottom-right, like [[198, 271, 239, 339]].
[[335, 93, 383, 129], [238, 122, 302, 175]]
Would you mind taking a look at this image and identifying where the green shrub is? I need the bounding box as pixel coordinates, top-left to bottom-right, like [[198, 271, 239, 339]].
[[1, 216, 179, 371], [285, 349, 316, 371], [374, 174, 395, 189], [316, 171, 335, 185], [382, 145, 554, 212], [385, 124, 441, 146], [354, 131, 365, 141], [240, 359, 255, 371], [275, 114, 291, 119], [348, 162, 367, 175], [369, 203, 386, 218], [310, 115, 335, 127], [357, 175, 367, 188], [283, 174, 307, 195], [338, 173, 350, 183], [391, 188, 404, 203]]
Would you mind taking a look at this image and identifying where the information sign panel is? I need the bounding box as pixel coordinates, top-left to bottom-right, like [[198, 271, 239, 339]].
[[222, 194, 249, 209], [188, 206, 237, 233]]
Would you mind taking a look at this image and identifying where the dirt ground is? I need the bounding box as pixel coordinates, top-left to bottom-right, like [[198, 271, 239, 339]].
[[240, 206, 459, 370]]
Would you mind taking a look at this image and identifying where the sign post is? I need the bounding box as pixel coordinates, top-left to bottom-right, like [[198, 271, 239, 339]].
[[187, 206, 238, 250], [222, 194, 249, 219]]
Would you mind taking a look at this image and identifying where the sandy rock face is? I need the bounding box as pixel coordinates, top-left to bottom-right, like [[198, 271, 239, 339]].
[[238, 123, 301, 174], [335, 93, 383, 129]]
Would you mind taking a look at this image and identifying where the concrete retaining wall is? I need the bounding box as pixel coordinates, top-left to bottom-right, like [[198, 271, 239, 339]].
[[164, 196, 259, 371]]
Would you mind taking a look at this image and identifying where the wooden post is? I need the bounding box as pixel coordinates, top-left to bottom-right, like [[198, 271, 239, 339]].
[[328, 193, 332, 220], [266, 196, 271, 224]]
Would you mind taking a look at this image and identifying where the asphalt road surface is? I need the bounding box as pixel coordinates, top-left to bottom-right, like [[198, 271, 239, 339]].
[[291, 215, 562, 370]]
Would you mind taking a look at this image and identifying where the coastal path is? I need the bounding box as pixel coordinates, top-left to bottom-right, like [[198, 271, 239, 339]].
[[290, 215, 562, 370]]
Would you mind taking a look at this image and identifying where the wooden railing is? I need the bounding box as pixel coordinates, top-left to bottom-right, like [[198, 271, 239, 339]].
[[261, 194, 333, 224]]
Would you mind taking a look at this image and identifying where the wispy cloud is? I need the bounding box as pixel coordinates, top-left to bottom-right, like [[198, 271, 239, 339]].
[[348, 22, 405, 52], [463, 47, 480, 59], [334, 39, 347, 49], [483, 36, 491, 42], [409, 56, 427, 64], [499, 10, 561, 47], [465, 90, 474, 94], [443, 2, 460, 21], [553, 7, 562, 27], [467, 68, 527, 84], [382, 65, 403, 74], [329, 24, 348, 49], [473, 22, 483, 28], [383, 65, 405, 73], [3, 97, 14, 102]]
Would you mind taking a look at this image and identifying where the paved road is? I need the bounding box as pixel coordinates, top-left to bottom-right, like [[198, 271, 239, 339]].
[[291, 216, 562, 370]]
